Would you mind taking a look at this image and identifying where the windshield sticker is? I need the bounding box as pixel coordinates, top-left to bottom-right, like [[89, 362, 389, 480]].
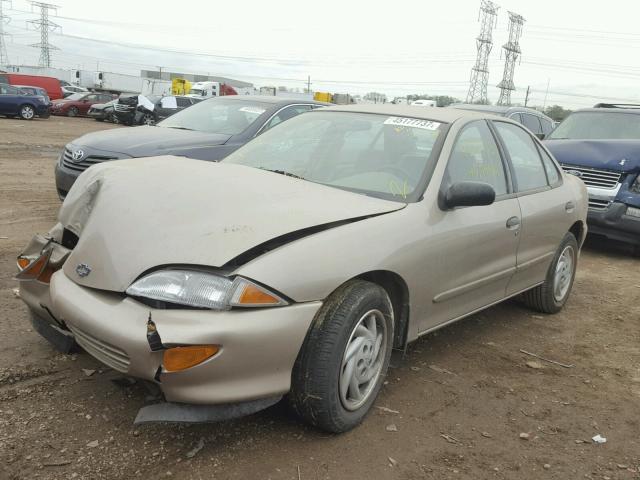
[[383, 117, 441, 130], [239, 106, 266, 115]]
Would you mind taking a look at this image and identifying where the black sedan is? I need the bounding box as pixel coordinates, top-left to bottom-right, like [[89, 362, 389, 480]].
[[54, 96, 328, 199], [88, 99, 119, 123]]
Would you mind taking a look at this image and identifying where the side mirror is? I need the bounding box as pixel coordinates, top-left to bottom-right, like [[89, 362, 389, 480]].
[[535, 133, 545, 140], [443, 181, 496, 209]]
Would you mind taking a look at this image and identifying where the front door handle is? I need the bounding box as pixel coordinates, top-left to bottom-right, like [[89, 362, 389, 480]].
[[506, 216, 521, 229], [565, 201, 575, 212]]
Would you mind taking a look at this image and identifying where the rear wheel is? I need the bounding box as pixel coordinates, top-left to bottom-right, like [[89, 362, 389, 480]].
[[19, 104, 35, 120], [67, 106, 79, 117], [289, 280, 394, 433], [522, 232, 578, 313]]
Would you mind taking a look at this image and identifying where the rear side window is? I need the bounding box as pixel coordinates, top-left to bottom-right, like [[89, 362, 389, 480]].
[[508, 112, 522, 123], [521, 114, 542, 134], [445, 121, 508, 196], [493, 122, 548, 192], [538, 146, 561, 185]]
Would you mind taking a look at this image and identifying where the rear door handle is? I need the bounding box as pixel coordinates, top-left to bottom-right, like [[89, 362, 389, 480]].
[[506, 216, 521, 229], [565, 201, 575, 212]]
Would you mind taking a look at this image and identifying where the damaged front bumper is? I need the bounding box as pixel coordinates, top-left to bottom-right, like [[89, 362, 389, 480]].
[[587, 201, 640, 246], [18, 246, 321, 421]]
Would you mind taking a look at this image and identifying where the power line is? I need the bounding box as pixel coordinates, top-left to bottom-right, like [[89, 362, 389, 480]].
[[497, 11, 525, 106], [466, 0, 499, 104], [26, 1, 60, 67], [0, 0, 10, 66]]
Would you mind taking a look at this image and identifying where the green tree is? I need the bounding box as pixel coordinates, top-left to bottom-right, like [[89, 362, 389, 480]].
[[543, 105, 572, 122]]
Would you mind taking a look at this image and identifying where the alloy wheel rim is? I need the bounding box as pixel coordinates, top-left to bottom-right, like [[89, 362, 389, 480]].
[[339, 309, 387, 411], [22, 107, 34, 119], [143, 115, 154, 125], [553, 245, 574, 302]]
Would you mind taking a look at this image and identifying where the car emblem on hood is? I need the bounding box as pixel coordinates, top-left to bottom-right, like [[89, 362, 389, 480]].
[[566, 169, 583, 178], [75, 263, 92, 277], [620, 158, 627, 166], [72, 149, 85, 162]]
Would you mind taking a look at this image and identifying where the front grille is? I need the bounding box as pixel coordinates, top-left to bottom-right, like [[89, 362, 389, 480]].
[[561, 164, 622, 189], [588, 198, 610, 211], [61, 148, 117, 173], [114, 103, 134, 112], [68, 324, 130, 373]]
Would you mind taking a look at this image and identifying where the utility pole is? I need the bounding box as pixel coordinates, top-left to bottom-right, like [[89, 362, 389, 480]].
[[496, 11, 525, 106], [0, 0, 11, 67], [466, 0, 499, 105], [542, 78, 550, 108], [524, 85, 530, 106], [27, 1, 60, 68], [306, 75, 311, 94]]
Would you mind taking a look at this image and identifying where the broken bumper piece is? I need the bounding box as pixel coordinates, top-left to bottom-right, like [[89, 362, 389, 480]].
[[134, 396, 282, 424]]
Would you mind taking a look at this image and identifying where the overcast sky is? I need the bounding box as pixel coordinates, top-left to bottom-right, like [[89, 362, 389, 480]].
[[4, 0, 640, 108]]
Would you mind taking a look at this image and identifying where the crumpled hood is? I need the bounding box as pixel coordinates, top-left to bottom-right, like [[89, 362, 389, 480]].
[[60, 156, 405, 292], [544, 139, 640, 173], [73, 126, 232, 157]]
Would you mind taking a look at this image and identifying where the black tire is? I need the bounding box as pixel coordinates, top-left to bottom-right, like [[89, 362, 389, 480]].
[[522, 232, 578, 314], [67, 106, 79, 117], [289, 280, 394, 433], [19, 104, 35, 120], [95, 118, 105, 122], [108, 112, 119, 124]]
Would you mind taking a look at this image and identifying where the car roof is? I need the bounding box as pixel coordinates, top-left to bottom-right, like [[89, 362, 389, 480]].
[[573, 107, 640, 114], [448, 103, 549, 117], [210, 95, 328, 106], [319, 103, 491, 123]]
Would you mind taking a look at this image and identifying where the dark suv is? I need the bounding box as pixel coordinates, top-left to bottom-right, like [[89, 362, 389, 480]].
[[114, 94, 201, 126], [544, 104, 640, 254], [450, 104, 556, 139]]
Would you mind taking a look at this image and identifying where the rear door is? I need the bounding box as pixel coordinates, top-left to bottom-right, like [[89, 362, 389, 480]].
[[425, 120, 521, 330], [491, 120, 569, 295], [0, 84, 21, 115]]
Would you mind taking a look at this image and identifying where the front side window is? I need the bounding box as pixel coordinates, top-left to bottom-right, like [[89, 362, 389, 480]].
[[224, 111, 446, 202], [264, 105, 313, 131], [521, 114, 542, 134], [445, 121, 508, 196], [540, 118, 554, 136], [494, 122, 548, 192]]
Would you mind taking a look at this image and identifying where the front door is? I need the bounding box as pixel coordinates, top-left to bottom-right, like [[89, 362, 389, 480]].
[[421, 120, 521, 332]]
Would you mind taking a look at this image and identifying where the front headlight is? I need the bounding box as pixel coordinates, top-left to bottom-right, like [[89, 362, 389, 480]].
[[125, 270, 288, 310]]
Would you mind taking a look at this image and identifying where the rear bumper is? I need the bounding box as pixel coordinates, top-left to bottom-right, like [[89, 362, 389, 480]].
[[45, 271, 321, 405], [587, 202, 640, 246]]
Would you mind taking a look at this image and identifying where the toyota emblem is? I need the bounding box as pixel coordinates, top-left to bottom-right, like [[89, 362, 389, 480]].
[[72, 149, 85, 162], [75, 263, 92, 277]]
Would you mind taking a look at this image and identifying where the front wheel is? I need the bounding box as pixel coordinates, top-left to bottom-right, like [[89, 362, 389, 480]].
[[289, 280, 394, 433], [67, 106, 79, 117], [522, 232, 578, 313], [19, 105, 35, 120], [141, 113, 155, 126]]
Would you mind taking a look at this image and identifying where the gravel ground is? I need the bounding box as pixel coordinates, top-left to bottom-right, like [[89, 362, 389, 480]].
[[0, 116, 639, 480]]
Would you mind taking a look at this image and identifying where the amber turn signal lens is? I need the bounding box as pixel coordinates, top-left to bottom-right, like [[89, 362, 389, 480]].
[[237, 283, 281, 305], [163, 345, 219, 372], [17, 257, 31, 270]]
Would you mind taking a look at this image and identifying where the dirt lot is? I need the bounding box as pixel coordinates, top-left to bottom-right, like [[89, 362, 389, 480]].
[[0, 116, 639, 480]]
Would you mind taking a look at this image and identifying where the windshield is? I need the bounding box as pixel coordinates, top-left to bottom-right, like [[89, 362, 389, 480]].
[[65, 93, 87, 101], [158, 98, 269, 135], [549, 111, 640, 140], [223, 111, 445, 202]]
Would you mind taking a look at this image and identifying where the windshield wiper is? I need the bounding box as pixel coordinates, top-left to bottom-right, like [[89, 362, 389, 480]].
[[261, 168, 306, 180]]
